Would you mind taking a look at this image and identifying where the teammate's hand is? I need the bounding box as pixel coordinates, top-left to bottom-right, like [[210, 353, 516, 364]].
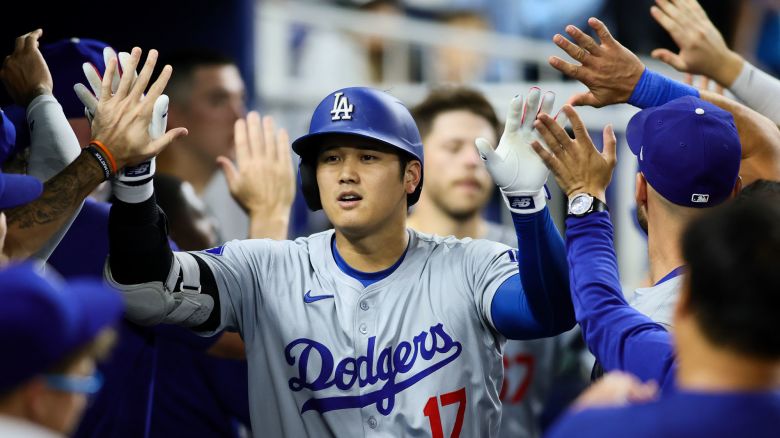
[[650, 0, 744, 87], [0, 29, 53, 108], [89, 47, 187, 169], [475, 88, 566, 213], [74, 48, 167, 139], [549, 18, 644, 108], [530, 105, 616, 203], [571, 371, 657, 411], [218, 112, 294, 238]]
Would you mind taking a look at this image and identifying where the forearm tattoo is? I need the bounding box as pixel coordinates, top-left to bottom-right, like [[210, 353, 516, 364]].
[[5, 151, 105, 229]]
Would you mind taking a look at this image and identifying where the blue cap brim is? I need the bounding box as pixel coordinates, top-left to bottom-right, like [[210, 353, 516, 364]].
[[626, 108, 652, 156], [0, 173, 43, 210]]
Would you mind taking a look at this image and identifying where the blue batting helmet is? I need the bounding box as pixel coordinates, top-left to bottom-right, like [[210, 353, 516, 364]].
[[291, 87, 424, 211]]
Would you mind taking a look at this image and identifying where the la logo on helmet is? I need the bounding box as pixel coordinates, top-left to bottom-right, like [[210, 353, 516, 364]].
[[331, 92, 354, 121]]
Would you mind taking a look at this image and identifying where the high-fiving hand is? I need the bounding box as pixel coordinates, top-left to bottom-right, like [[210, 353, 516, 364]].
[[549, 18, 645, 108], [530, 105, 616, 204], [475, 87, 567, 214], [89, 47, 186, 170]]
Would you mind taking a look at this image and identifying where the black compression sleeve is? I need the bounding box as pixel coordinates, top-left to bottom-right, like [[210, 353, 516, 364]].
[[108, 195, 222, 330], [109, 194, 172, 284]]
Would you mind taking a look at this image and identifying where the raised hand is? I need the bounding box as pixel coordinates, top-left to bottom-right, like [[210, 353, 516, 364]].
[[530, 105, 616, 203], [549, 18, 645, 108], [475, 87, 567, 213], [217, 112, 294, 239], [0, 29, 53, 107], [89, 48, 186, 170], [650, 0, 744, 87]]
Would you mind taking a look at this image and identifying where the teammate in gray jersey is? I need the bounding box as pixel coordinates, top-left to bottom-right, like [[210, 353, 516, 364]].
[[105, 85, 575, 437], [407, 87, 584, 438]]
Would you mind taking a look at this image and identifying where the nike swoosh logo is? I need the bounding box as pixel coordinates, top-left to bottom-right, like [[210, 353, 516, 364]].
[[303, 290, 335, 304]]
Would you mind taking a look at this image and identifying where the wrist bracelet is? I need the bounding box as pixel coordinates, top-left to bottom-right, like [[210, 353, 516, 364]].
[[88, 140, 118, 175], [85, 146, 113, 180], [628, 68, 700, 109]]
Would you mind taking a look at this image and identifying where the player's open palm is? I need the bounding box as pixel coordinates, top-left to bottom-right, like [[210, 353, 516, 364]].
[[475, 87, 566, 197], [549, 18, 645, 108], [530, 105, 616, 201], [90, 48, 187, 169], [650, 0, 740, 86], [218, 112, 295, 219]]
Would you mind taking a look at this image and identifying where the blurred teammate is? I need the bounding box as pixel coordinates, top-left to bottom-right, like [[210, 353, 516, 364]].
[[529, 106, 780, 436], [0, 264, 123, 437]]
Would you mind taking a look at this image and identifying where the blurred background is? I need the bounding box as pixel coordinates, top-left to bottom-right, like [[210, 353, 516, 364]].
[[3, 0, 775, 292]]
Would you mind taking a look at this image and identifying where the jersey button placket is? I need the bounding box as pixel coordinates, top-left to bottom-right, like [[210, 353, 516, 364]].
[[359, 323, 368, 335], [360, 300, 369, 311]]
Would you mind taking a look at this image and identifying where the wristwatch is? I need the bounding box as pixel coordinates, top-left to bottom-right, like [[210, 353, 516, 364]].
[[567, 193, 609, 217]]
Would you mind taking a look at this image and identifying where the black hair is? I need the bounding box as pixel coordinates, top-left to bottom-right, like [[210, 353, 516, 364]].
[[682, 194, 780, 359], [155, 49, 236, 101]]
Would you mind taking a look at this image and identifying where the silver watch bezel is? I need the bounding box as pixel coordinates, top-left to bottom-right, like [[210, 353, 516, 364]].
[[568, 193, 595, 216]]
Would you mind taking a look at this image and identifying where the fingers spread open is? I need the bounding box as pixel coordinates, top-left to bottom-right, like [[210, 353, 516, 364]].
[[549, 55, 582, 80], [102, 47, 121, 94], [521, 87, 542, 129], [115, 48, 141, 98], [503, 94, 524, 134], [538, 91, 556, 119], [565, 25, 600, 56], [602, 124, 617, 166], [588, 17, 616, 46], [82, 62, 104, 98], [100, 57, 118, 101], [534, 118, 561, 152], [554, 33, 589, 64], [143, 63, 172, 113], [129, 48, 157, 101], [563, 105, 591, 144]]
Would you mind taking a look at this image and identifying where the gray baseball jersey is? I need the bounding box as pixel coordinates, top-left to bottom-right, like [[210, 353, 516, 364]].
[[628, 276, 682, 330], [484, 222, 563, 438], [195, 228, 521, 437]]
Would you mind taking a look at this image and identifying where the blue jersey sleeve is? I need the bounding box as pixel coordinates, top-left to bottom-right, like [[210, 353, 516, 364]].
[[566, 211, 676, 387], [490, 207, 576, 339]]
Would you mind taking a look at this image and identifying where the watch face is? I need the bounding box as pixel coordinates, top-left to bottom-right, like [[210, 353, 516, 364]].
[[570, 194, 594, 215]]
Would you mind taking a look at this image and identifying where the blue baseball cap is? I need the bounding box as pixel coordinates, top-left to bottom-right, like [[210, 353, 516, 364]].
[[626, 96, 741, 208], [0, 263, 123, 394], [0, 171, 42, 210], [41, 37, 109, 119]]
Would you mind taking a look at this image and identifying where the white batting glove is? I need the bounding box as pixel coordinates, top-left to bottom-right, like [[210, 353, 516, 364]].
[[73, 48, 169, 203], [475, 87, 567, 214]]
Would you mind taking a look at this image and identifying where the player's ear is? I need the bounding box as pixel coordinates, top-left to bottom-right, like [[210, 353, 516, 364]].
[[635, 172, 647, 207], [404, 160, 422, 195]]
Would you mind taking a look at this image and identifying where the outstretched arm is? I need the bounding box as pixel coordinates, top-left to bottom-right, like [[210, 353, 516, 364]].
[[548, 17, 780, 183], [532, 105, 676, 387], [476, 88, 575, 339]]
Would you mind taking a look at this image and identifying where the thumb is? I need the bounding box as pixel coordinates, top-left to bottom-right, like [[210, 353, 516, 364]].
[[475, 137, 502, 166], [567, 92, 602, 108], [149, 126, 188, 156], [216, 156, 239, 188], [650, 49, 687, 72]]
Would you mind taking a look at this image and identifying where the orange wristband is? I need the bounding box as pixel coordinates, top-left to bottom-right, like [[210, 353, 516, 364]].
[[89, 140, 117, 175]]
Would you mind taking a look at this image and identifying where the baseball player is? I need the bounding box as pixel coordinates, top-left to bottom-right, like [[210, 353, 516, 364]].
[[105, 86, 575, 437]]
